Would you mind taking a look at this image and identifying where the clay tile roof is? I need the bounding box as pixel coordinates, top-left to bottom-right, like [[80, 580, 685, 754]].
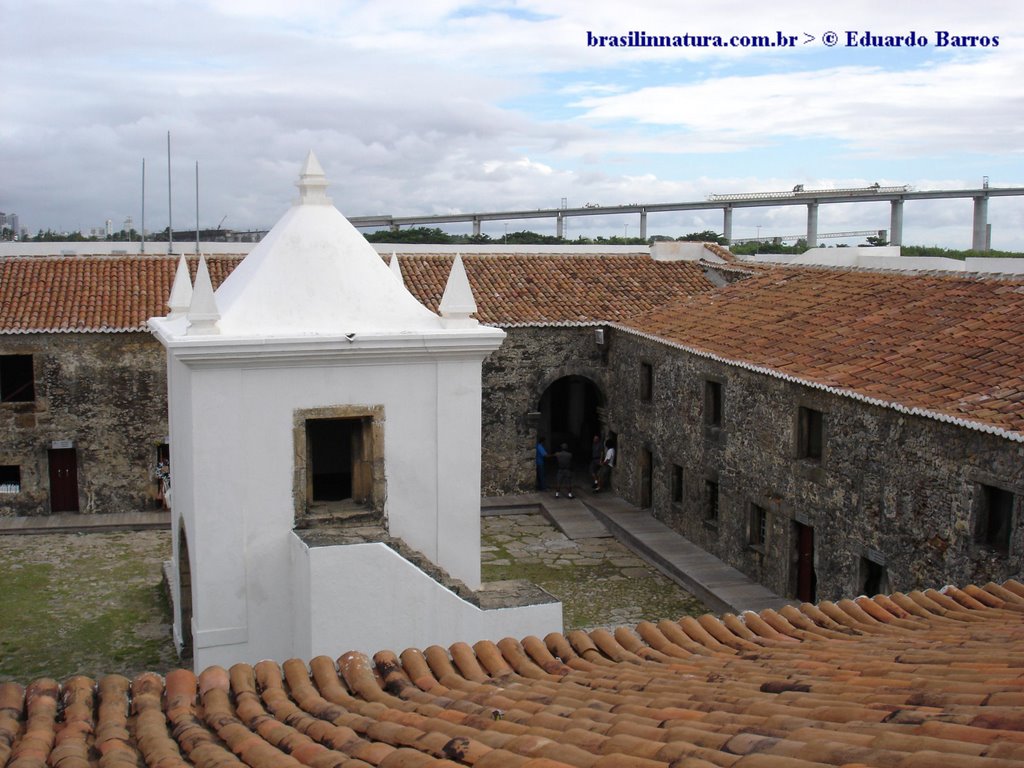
[[392, 253, 717, 326], [623, 266, 1024, 437], [0, 253, 715, 333], [2, 580, 1023, 768], [0, 255, 238, 333]]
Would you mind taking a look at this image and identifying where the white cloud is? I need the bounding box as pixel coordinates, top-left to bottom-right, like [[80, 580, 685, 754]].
[[570, 54, 1024, 156], [1, 0, 1022, 249]]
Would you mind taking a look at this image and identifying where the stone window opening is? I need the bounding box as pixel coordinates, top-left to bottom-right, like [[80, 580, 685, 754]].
[[797, 406, 824, 462], [974, 483, 1014, 555], [748, 503, 767, 551], [671, 464, 684, 504], [640, 362, 653, 402], [704, 380, 723, 428], [0, 355, 34, 403], [704, 479, 719, 525], [294, 405, 385, 525], [859, 556, 889, 596], [0, 465, 20, 494], [309, 419, 371, 503]]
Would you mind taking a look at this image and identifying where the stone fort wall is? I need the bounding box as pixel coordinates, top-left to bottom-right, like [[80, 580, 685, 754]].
[[0, 333, 167, 516], [3, 325, 1021, 607], [602, 328, 1024, 601]]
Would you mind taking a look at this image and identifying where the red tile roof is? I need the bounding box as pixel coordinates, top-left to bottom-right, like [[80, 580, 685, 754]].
[[625, 266, 1024, 438], [391, 254, 716, 326], [2, 581, 1023, 768], [0, 256, 235, 333], [3, 254, 1022, 437], [0, 254, 715, 332]]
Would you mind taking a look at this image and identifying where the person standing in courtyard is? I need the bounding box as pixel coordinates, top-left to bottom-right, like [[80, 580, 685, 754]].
[[594, 438, 615, 492], [554, 442, 574, 498], [589, 433, 602, 487], [535, 437, 549, 491]]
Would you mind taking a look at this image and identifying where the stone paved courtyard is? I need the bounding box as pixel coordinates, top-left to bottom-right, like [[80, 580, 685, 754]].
[[481, 512, 707, 631], [0, 511, 708, 682]]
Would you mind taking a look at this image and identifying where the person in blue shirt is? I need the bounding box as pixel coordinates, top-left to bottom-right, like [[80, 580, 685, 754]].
[[535, 437, 549, 491]]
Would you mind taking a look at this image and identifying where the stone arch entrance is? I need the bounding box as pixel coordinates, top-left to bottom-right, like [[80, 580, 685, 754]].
[[537, 374, 605, 469], [177, 522, 194, 662]]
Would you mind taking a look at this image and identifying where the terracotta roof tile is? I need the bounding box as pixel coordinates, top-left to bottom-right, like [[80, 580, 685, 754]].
[[0, 256, 235, 333], [390, 254, 715, 326], [3, 580, 1024, 768], [0, 253, 714, 333], [624, 266, 1024, 436]]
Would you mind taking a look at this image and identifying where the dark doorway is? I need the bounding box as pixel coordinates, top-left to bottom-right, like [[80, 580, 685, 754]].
[[537, 375, 604, 467], [792, 521, 816, 603], [48, 447, 79, 512], [178, 524, 193, 662], [639, 447, 653, 508], [307, 417, 372, 504]]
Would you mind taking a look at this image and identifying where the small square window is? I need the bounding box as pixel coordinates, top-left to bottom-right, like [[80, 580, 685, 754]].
[[0, 465, 20, 494], [294, 405, 385, 525], [0, 355, 34, 403], [308, 417, 373, 504], [859, 556, 889, 596], [797, 406, 823, 461], [640, 362, 653, 402], [974, 484, 1014, 554], [704, 480, 719, 522], [671, 465, 683, 503], [749, 503, 767, 548], [704, 380, 723, 427]]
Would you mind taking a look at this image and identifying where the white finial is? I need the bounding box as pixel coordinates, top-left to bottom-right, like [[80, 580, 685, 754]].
[[439, 253, 478, 328], [295, 150, 331, 205], [389, 252, 403, 282], [186, 255, 220, 335], [167, 254, 193, 318]]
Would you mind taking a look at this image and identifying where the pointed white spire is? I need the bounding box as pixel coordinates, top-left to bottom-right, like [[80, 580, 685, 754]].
[[167, 254, 193, 318], [389, 252, 403, 283], [439, 253, 478, 328], [295, 150, 331, 205], [186, 255, 220, 335]]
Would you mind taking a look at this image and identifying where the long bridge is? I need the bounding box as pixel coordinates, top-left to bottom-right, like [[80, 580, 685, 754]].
[[348, 183, 1024, 250]]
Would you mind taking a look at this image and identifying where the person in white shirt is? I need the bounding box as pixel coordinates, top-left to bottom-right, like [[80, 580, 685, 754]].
[[594, 439, 615, 492]]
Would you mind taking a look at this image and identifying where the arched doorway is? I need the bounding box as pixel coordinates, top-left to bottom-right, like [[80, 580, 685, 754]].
[[177, 523, 194, 662], [537, 375, 605, 470]]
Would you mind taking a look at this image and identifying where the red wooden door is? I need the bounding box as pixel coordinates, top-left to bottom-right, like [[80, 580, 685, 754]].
[[794, 522, 816, 603], [48, 448, 79, 512]]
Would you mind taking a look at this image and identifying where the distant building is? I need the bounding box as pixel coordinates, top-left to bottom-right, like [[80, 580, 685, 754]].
[[0, 212, 19, 240]]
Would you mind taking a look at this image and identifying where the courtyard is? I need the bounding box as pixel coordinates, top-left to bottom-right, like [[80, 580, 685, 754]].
[[0, 512, 706, 683]]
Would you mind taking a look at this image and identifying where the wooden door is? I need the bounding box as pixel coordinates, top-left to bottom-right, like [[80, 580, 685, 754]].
[[48, 448, 79, 512], [794, 522, 816, 603]]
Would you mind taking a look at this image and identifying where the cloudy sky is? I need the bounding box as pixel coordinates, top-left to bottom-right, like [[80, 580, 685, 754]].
[[3, 0, 1023, 248]]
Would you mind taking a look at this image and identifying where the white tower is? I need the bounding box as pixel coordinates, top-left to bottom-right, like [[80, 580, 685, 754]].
[[150, 153, 559, 669]]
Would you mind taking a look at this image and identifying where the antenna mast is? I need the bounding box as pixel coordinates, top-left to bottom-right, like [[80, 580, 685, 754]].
[[167, 131, 173, 255], [140, 158, 146, 254], [195, 160, 200, 255]]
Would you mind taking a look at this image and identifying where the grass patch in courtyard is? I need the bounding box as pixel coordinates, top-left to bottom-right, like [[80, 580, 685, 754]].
[[0, 531, 178, 683]]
